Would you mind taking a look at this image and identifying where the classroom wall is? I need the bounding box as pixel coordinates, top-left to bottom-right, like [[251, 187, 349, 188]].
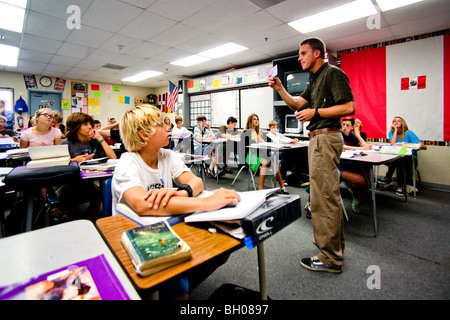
[[0, 71, 154, 127]]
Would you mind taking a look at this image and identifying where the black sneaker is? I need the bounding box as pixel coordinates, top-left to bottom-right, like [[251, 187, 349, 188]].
[[377, 176, 391, 185], [300, 256, 342, 274], [396, 186, 405, 196], [222, 166, 232, 174]]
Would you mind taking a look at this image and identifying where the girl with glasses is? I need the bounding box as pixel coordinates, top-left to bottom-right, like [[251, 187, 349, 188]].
[[20, 108, 62, 148]]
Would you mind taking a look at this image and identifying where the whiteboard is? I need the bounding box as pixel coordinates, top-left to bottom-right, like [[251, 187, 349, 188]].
[[210, 90, 239, 127], [240, 86, 274, 129]]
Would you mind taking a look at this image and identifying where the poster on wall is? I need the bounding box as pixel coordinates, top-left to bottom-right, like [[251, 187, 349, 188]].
[[54, 78, 66, 92], [23, 75, 38, 89]]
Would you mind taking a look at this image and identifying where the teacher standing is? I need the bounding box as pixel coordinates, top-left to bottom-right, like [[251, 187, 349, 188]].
[[269, 38, 355, 273]]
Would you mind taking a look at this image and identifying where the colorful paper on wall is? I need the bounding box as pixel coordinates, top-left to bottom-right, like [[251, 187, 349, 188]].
[[91, 84, 100, 91], [62, 99, 70, 110]]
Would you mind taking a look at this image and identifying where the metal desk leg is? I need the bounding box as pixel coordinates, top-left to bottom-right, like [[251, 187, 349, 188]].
[[25, 191, 34, 232], [402, 157, 407, 203], [370, 166, 378, 237], [257, 243, 267, 300], [412, 156, 417, 198]]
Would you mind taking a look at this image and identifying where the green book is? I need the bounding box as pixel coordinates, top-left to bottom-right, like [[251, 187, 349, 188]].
[[121, 221, 192, 277]]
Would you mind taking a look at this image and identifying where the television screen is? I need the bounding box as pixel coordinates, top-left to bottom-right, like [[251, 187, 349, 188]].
[[285, 71, 309, 96], [285, 114, 301, 134]]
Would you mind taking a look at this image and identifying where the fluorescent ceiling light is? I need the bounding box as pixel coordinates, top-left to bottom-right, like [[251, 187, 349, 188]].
[[122, 70, 163, 82], [288, 0, 378, 34], [375, 0, 423, 12], [199, 42, 248, 59], [0, 44, 19, 67], [0, 0, 28, 8], [0, 1, 27, 33], [171, 54, 210, 67]]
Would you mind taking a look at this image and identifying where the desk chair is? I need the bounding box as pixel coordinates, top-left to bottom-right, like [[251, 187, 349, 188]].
[[231, 130, 275, 191], [4, 163, 80, 233], [102, 177, 113, 217]]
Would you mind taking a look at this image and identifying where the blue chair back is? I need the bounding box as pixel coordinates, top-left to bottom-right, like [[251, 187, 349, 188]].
[[102, 178, 113, 217]]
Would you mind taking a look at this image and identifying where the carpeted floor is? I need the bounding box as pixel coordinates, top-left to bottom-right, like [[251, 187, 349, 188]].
[[189, 164, 450, 300]]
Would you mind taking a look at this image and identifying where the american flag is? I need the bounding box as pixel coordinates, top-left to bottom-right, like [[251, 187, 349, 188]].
[[166, 81, 178, 113]]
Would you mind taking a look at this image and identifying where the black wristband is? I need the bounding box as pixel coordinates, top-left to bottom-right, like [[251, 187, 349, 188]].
[[177, 184, 193, 197], [314, 107, 321, 119]]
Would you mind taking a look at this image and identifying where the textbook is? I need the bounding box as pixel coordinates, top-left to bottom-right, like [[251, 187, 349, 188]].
[[184, 188, 279, 223], [0, 255, 131, 300], [121, 221, 192, 277], [26, 145, 71, 169], [80, 159, 118, 171], [116, 202, 188, 226]]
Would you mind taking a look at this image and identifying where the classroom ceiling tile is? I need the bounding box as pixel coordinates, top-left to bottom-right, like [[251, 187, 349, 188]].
[[65, 25, 114, 48], [23, 11, 72, 41], [81, 0, 144, 32], [118, 10, 177, 40]]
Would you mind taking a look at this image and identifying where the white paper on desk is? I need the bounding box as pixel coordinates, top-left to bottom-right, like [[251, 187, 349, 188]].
[[0, 137, 15, 146], [184, 188, 279, 223]]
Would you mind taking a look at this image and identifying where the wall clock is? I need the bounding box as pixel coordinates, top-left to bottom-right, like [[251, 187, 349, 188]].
[[40, 76, 52, 87]]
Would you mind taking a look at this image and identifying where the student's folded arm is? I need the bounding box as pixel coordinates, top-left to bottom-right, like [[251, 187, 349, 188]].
[[123, 186, 240, 217]]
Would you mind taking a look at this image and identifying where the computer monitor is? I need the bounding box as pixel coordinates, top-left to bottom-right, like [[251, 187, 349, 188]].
[[285, 114, 301, 134], [285, 71, 309, 97]]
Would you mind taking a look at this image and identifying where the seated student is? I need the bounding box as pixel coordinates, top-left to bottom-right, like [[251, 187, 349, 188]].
[[23, 115, 36, 131], [217, 116, 241, 174], [171, 116, 191, 137], [171, 116, 191, 153], [93, 119, 102, 130], [353, 118, 367, 141], [340, 118, 372, 213], [51, 110, 65, 137], [0, 115, 17, 138], [20, 108, 61, 147], [0, 100, 14, 129], [193, 115, 220, 178], [19, 108, 63, 219], [98, 120, 126, 155], [244, 114, 288, 194], [112, 105, 240, 216], [55, 112, 117, 222], [378, 116, 426, 196], [164, 116, 174, 130], [111, 105, 240, 299], [266, 120, 298, 180]]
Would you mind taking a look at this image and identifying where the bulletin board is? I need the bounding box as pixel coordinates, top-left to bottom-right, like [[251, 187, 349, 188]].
[[240, 86, 273, 129], [71, 82, 88, 113]]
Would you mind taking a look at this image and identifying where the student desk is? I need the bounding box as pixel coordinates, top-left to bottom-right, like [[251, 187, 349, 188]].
[[96, 214, 243, 297], [340, 152, 403, 236], [96, 192, 301, 300], [244, 142, 309, 189], [0, 219, 140, 300]]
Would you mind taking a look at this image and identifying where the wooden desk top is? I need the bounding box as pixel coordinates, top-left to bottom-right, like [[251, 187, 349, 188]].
[[96, 214, 243, 291]]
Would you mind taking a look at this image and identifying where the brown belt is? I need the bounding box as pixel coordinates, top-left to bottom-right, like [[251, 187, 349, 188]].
[[308, 127, 340, 139]]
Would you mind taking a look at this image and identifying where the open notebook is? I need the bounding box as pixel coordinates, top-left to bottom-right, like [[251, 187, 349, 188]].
[[26, 145, 71, 169]]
